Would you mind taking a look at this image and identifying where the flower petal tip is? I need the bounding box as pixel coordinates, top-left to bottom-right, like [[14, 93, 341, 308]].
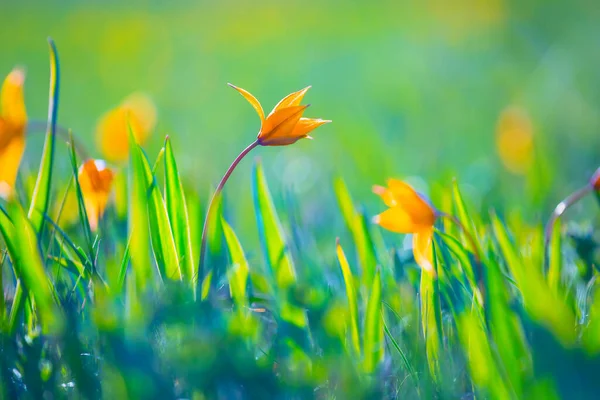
[[8, 68, 26, 85], [372, 215, 381, 225], [372, 185, 386, 196]]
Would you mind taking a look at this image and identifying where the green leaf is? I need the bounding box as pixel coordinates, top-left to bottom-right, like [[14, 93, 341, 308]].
[[451, 179, 483, 259], [252, 161, 296, 289], [139, 146, 181, 281], [222, 218, 249, 311], [336, 240, 361, 357], [7, 200, 62, 333], [164, 137, 196, 288], [363, 269, 383, 373], [252, 161, 306, 328], [491, 213, 576, 346], [547, 218, 562, 294], [420, 266, 442, 384], [456, 309, 512, 399], [128, 124, 152, 290], [333, 177, 357, 230], [28, 38, 60, 233]]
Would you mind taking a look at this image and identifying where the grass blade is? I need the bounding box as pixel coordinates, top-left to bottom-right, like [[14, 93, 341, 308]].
[[363, 269, 383, 373], [28, 38, 59, 233], [139, 146, 181, 281], [336, 240, 360, 357], [164, 137, 195, 288], [222, 218, 249, 311]]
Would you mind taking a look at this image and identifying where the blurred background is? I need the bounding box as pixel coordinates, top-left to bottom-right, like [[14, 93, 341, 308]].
[[1, 0, 599, 248]]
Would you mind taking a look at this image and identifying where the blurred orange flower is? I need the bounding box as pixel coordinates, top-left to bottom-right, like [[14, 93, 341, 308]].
[[373, 179, 438, 273], [96, 93, 156, 162], [228, 84, 330, 146], [496, 106, 534, 175], [0, 68, 27, 199], [591, 167, 600, 191], [78, 159, 115, 232]]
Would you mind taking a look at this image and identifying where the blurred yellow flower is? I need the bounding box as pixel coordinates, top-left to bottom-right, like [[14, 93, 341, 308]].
[[496, 106, 534, 175], [78, 159, 115, 232], [96, 93, 156, 162], [373, 179, 438, 273], [0, 68, 27, 199], [228, 84, 330, 146]]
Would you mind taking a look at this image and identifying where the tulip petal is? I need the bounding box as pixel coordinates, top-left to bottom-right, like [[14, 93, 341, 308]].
[[270, 86, 311, 116], [0, 135, 25, 199], [290, 117, 330, 138], [372, 206, 420, 233], [413, 227, 435, 274], [372, 185, 397, 208], [387, 179, 436, 226], [78, 159, 115, 231], [1, 68, 27, 127], [228, 83, 265, 121], [258, 105, 308, 146]]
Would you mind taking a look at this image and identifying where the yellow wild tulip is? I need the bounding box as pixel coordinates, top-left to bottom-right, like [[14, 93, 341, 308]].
[[197, 84, 331, 284], [78, 159, 115, 232], [372, 179, 438, 274], [96, 93, 156, 163], [0, 68, 27, 199], [228, 84, 330, 146]]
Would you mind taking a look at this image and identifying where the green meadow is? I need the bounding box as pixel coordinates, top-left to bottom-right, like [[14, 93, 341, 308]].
[[1, 1, 600, 398]]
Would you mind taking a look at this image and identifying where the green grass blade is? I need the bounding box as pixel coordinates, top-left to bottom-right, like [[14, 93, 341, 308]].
[[336, 240, 361, 357], [333, 177, 357, 230], [139, 146, 182, 281], [491, 213, 576, 346], [382, 313, 419, 389], [548, 218, 562, 294], [252, 160, 296, 290], [128, 125, 152, 290], [164, 137, 195, 288], [456, 309, 512, 399], [222, 218, 249, 311], [252, 160, 306, 328], [8, 200, 62, 333], [363, 269, 383, 373], [28, 38, 60, 233], [451, 179, 483, 258], [420, 267, 442, 384]]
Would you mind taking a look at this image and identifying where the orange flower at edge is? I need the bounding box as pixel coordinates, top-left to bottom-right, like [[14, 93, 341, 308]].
[[78, 159, 115, 232], [228, 84, 331, 146], [96, 93, 157, 163], [373, 179, 438, 273], [0, 68, 27, 199]]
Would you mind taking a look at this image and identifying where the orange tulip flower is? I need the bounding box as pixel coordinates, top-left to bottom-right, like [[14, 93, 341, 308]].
[[373, 179, 438, 273], [0, 68, 27, 199], [78, 159, 115, 232], [96, 93, 156, 163], [228, 84, 330, 146]]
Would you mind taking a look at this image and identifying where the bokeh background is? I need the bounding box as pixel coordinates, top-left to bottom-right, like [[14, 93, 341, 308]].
[[2, 0, 599, 248]]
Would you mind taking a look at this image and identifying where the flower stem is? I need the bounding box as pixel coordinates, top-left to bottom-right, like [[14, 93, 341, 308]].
[[440, 212, 484, 301], [197, 140, 260, 292], [543, 184, 592, 262]]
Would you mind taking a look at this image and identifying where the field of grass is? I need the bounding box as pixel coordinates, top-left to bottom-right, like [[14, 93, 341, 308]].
[[2, 2, 600, 399]]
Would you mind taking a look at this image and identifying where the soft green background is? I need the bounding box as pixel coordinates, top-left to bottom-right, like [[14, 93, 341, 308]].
[[2, 0, 599, 237]]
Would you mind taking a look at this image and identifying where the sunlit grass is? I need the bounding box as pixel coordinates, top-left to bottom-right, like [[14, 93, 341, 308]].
[[1, 39, 600, 399]]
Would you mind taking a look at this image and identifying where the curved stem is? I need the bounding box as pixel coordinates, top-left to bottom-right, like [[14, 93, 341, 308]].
[[543, 184, 592, 268], [544, 184, 592, 248], [197, 140, 260, 291], [439, 212, 484, 299], [27, 120, 90, 160]]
